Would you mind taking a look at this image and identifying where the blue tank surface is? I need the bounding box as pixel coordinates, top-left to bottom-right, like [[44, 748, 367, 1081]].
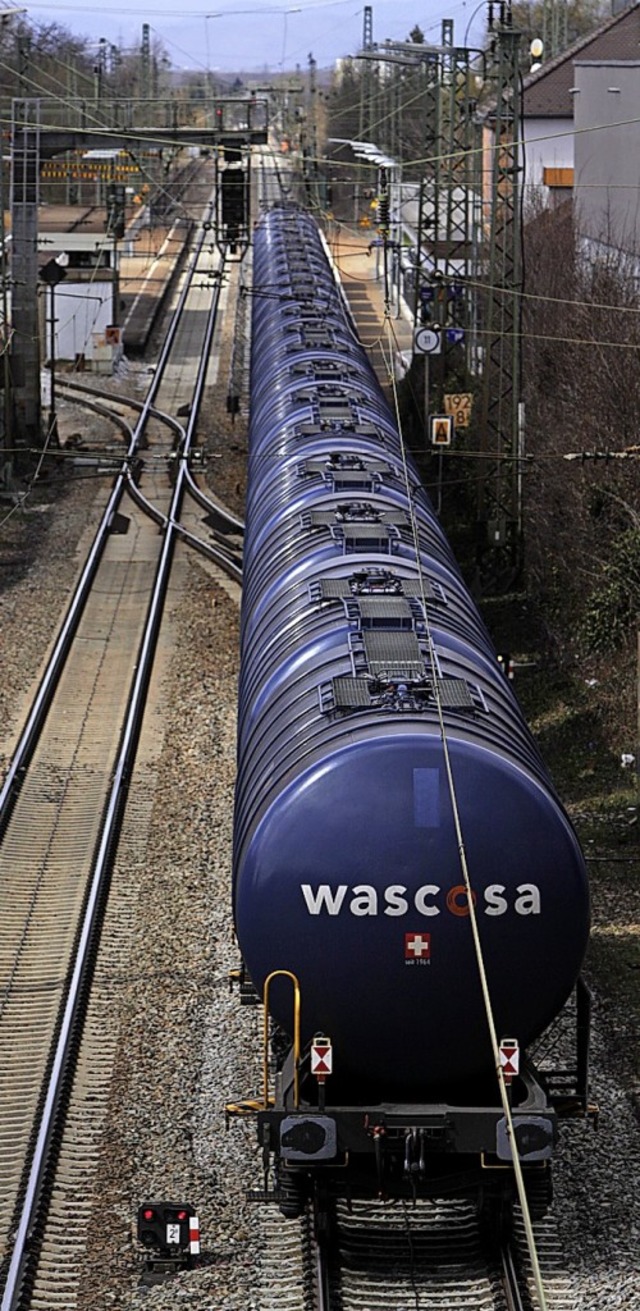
[[233, 206, 589, 1095]]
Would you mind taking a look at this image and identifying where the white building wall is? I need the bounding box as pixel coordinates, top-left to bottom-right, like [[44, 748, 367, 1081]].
[[48, 281, 114, 362], [522, 117, 573, 189]]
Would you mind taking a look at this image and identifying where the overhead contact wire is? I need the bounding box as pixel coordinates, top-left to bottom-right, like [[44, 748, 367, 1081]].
[[380, 313, 549, 1311]]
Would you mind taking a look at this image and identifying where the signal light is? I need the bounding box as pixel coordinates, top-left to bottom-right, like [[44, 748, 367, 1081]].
[[137, 1200, 201, 1283], [497, 652, 515, 680], [106, 181, 126, 240], [136, 1200, 197, 1256]]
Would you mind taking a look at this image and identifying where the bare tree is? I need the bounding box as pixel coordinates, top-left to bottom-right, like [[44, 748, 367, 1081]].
[[522, 191, 640, 679]]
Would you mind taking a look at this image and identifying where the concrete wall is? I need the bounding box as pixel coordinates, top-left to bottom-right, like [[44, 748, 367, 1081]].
[[574, 60, 640, 252], [41, 280, 114, 363], [523, 116, 573, 190]]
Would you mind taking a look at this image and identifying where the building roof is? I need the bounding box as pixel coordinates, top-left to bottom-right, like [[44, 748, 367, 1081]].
[[522, 2, 640, 117]]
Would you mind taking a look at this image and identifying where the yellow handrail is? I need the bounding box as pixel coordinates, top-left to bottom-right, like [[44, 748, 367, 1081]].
[[262, 970, 301, 1109]]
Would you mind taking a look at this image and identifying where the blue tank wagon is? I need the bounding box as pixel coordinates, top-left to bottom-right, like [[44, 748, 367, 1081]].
[[231, 206, 590, 1220]]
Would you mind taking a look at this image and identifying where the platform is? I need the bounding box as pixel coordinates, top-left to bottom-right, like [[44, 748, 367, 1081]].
[[120, 220, 187, 351], [327, 225, 416, 393], [30, 205, 189, 355]]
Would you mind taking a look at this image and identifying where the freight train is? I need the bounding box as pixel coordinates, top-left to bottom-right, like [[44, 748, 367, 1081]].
[[230, 205, 590, 1226]]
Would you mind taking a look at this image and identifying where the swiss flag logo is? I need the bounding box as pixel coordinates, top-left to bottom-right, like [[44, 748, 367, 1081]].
[[405, 932, 431, 960]]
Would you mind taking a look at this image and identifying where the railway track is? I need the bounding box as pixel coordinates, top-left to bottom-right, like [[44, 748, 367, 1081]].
[[56, 376, 244, 577], [0, 183, 242, 1310], [257, 1196, 576, 1311], [255, 144, 295, 212], [513, 1213, 576, 1311], [61, 155, 204, 231], [325, 1199, 504, 1311]]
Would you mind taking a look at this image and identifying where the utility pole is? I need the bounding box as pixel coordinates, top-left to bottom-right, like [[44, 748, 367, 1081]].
[[356, 6, 374, 222], [17, 34, 31, 98], [66, 65, 78, 204], [375, 21, 518, 571], [305, 53, 318, 209], [0, 124, 11, 482], [94, 38, 105, 106], [141, 24, 151, 105], [432, 22, 478, 411], [358, 5, 373, 141], [39, 256, 68, 444], [386, 32, 477, 416], [477, 2, 523, 582], [542, 0, 568, 58], [10, 98, 42, 455], [1, 14, 29, 482]]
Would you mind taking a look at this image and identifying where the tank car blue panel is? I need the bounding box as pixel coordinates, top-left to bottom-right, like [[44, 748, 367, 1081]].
[[235, 736, 587, 1089], [234, 206, 589, 1096]]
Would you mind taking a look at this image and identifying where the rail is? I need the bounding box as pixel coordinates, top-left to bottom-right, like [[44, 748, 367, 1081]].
[[0, 198, 232, 1310]]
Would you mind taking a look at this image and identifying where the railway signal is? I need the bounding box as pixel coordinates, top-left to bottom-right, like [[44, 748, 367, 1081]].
[[216, 151, 250, 256], [106, 182, 126, 240], [137, 1200, 200, 1281], [39, 256, 68, 443]]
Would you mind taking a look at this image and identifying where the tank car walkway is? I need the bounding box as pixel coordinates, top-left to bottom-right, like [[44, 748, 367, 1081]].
[[325, 225, 415, 396]]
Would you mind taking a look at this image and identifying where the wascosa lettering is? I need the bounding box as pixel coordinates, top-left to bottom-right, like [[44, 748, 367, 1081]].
[[300, 883, 541, 917]]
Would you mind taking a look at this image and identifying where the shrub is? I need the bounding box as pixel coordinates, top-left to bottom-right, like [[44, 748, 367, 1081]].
[[581, 529, 640, 652]]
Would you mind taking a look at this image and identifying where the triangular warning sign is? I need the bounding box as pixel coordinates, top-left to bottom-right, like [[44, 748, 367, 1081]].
[[431, 416, 452, 446]]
